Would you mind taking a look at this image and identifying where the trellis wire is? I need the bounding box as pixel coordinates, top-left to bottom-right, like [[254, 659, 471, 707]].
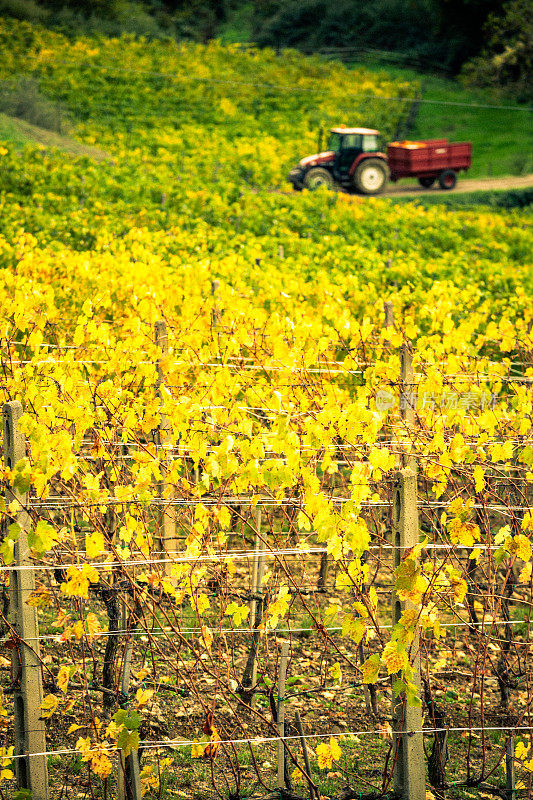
[[1, 323, 531, 799], [5, 724, 533, 762]]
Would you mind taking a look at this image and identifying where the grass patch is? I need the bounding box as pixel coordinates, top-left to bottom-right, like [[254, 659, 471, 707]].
[[218, 3, 254, 44], [0, 112, 110, 159], [391, 186, 533, 210], [347, 59, 533, 179]]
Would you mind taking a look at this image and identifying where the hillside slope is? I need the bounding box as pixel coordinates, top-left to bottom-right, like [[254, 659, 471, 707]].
[[0, 112, 109, 158], [0, 18, 416, 190], [0, 20, 531, 800]]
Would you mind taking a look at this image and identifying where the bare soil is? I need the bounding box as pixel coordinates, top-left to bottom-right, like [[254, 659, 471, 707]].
[[384, 173, 533, 197]]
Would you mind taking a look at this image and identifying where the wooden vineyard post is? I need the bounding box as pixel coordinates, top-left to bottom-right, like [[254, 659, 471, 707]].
[[359, 641, 372, 715], [249, 507, 265, 687], [295, 710, 317, 800], [3, 401, 49, 799], [400, 344, 414, 428], [318, 472, 335, 591], [384, 300, 394, 331], [391, 468, 425, 799], [276, 640, 290, 789], [400, 343, 416, 470], [211, 280, 220, 329], [505, 734, 516, 800], [241, 507, 265, 705], [117, 637, 141, 800], [154, 321, 176, 577]]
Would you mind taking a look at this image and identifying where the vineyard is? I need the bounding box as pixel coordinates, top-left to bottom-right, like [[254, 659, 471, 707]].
[[0, 16, 532, 800]]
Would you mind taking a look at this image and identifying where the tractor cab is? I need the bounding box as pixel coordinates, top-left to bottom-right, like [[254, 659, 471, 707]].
[[327, 128, 382, 179], [288, 127, 388, 193]]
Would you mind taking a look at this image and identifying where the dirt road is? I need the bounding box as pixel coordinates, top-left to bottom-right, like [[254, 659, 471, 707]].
[[384, 173, 533, 197]]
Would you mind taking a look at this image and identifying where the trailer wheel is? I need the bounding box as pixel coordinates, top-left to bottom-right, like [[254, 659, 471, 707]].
[[418, 176, 435, 188], [353, 158, 388, 195], [438, 170, 457, 190], [304, 167, 334, 190]]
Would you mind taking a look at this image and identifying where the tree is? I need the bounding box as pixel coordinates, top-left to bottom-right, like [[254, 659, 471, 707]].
[[252, 0, 505, 73], [461, 0, 533, 98], [434, 0, 505, 69]]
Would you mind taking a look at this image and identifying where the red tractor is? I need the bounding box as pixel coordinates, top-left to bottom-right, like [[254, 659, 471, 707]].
[[288, 127, 472, 195]]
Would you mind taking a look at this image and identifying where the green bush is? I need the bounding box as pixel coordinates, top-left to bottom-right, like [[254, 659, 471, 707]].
[[0, 76, 68, 133], [461, 0, 533, 100], [0, 0, 49, 23], [253, 0, 476, 72], [58, 2, 165, 38]]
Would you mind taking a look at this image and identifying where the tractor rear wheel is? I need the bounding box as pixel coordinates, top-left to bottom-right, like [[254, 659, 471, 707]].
[[438, 169, 457, 190], [304, 167, 334, 190], [418, 176, 435, 188], [353, 158, 388, 195]]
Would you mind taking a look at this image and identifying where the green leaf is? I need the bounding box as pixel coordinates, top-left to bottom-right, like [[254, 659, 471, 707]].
[[464, 449, 477, 464], [7, 523, 20, 541], [125, 710, 141, 730], [27, 521, 56, 556], [286, 675, 306, 687], [0, 539, 15, 565], [393, 678, 406, 698], [520, 446, 533, 467], [113, 709, 127, 726], [405, 681, 421, 707], [361, 653, 380, 684], [0, 523, 20, 564], [395, 558, 419, 592], [113, 709, 141, 731], [13, 459, 31, 494], [117, 727, 140, 757]]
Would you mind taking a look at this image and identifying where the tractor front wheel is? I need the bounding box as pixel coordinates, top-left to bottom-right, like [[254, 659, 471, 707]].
[[304, 167, 334, 190], [438, 169, 457, 190], [353, 159, 388, 195], [418, 176, 436, 188]]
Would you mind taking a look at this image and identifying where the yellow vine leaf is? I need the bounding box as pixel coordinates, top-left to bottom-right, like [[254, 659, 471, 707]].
[[361, 654, 380, 684], [40, 694, 59, 718], [201, 625, 214, 651], [0, 746, 14, 782], [135, 688, 154, 706], [225, 602, 249, 626], [382, 641, 408, 675], [68, 723, 84, 734], [316, 737, 342, 769], [266, 585, 290, 629], [342, 614, 366, 644], [57, 666, 70, 694], [86, 612, 102, 639], [328, 662, 342, 686], [86, 530, 106, 559], [61, 563, 99, 598], [473, 465, 485, 493], [191, 741, 206, 758], [506, 534, 532, 563], [194, 593, 210, 615]]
